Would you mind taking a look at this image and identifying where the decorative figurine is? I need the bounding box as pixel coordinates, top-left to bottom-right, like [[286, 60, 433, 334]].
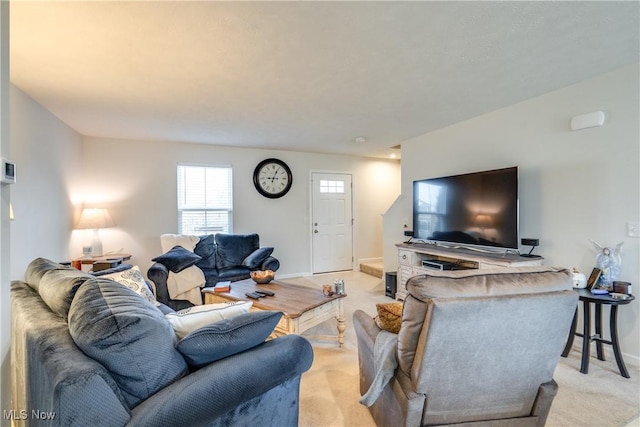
[[590, 240, 623, 288], [571, 268, 587, 289]]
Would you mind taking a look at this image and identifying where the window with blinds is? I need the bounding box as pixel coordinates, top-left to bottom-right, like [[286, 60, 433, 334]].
[[177, 164, 233, 235]]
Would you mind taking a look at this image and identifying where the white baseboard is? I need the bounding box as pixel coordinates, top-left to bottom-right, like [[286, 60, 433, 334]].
[[276, 272, 312, 279], [623, 351, 640, 368]]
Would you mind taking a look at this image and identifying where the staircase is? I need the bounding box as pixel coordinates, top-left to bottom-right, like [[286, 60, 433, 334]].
[[359, 261, 383, 278]]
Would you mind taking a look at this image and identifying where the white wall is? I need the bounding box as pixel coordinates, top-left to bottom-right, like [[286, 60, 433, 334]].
[[1, 1, 11, 422], [400, 64, 640, 363], [74, 137, 400, 278], [9, 86, 83, 279], [3, 84, 82, 419]]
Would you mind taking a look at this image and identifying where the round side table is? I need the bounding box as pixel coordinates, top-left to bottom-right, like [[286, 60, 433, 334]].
[[561, 288, 634, 378]]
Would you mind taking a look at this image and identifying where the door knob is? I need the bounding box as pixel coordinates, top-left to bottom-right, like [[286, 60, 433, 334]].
[[314, 230, 318, 233]]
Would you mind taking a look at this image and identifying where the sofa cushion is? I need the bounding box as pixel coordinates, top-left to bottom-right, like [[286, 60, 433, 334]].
[[24, 257, 69, 292], [242, 247, 274, 269], [217, 266, 252, 282], [194, 234, 217, 270], [177, 311, 282, 368], [215, 233, 260, 269], [102, 265, 158, 306], [38, 268, 94, 317], [68, 278, 188, 409], [153, 245, 202, 273], [165, 301, 253, 339]]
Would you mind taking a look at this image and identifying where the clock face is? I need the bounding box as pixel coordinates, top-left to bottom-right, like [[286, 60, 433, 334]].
[[253, 158, 293, 198]]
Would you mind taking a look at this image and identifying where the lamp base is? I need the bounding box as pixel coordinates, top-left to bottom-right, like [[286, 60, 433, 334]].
[[91, 229, 104, 257]]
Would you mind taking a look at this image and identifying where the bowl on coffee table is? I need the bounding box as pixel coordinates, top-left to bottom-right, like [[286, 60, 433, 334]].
[[250, 270, 275, 284]]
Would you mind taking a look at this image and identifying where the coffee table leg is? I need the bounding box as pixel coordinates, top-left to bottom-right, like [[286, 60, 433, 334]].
[[337, 298, 345, 347]]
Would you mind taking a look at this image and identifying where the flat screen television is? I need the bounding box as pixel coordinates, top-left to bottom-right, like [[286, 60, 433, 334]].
[[413, 166, 519, 251]]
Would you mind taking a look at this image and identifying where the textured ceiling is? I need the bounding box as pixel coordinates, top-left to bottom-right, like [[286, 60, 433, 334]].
[[9, 1, 639, 159]]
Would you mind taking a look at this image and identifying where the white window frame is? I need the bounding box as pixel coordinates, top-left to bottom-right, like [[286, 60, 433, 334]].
[[177, 163, 233, 235]]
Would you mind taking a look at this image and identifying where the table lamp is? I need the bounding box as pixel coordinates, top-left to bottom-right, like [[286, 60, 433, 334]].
[[74, 208, 115, 257]]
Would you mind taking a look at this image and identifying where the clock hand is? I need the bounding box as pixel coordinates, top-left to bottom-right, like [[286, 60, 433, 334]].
[[272, 167, 281, 181]]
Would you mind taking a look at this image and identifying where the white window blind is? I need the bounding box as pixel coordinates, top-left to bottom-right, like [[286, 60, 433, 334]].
[[177, 164, 233, 235]]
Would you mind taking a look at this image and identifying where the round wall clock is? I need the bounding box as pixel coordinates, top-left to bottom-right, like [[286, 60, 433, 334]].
[[253, 158, 293, 198]]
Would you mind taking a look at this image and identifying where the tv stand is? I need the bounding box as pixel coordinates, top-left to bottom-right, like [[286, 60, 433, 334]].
[[395, 243, 543, 300]]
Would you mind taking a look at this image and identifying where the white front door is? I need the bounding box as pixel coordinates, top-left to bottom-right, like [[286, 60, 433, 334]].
[[311, 173, 353, 273]]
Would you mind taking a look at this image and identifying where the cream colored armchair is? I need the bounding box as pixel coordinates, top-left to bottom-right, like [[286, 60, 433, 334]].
[[354, 267, 577, 427]]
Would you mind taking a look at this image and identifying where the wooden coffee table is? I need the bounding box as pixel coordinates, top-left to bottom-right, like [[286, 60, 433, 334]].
[[203, 278, 346, 347]]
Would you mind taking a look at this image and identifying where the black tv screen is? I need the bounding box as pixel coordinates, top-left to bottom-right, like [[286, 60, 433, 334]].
[[413, 167, 519, 250]]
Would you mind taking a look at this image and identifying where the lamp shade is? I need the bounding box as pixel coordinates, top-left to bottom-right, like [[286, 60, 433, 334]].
[[75, 208, 115, 230]]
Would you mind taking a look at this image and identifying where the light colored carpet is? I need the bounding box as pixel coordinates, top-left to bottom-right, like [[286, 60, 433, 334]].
[[288, 271, 640, 427]]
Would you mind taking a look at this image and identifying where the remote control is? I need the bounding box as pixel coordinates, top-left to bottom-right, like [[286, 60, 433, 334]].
[[245, 292, 262, 300], [255, 289, 275, 297]]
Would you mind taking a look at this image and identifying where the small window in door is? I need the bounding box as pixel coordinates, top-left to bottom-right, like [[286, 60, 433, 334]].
[[319, 180, 345, 193]]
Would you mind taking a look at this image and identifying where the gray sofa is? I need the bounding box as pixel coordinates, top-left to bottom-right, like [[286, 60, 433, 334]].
[[354, 266, 577, 427], [149, 233, 280, 310], [11, 258, 313, 427]]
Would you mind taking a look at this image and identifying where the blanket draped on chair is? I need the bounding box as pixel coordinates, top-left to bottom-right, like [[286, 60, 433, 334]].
[[359, 330, 398, 407], [166, 266, 205, 306]]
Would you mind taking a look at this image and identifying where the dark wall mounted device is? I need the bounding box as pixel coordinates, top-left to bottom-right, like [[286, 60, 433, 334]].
[[520, 238, 540, 258]]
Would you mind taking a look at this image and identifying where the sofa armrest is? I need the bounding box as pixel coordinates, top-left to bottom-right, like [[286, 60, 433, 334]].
[[147, 262, 169, 281], [128, 335, 313, 426], [353, 309, 381, 395], [260, 256, 280, 272], [147, 262, 169, 299], [147, 262, 195, 311], [11, 282, 131, 427]]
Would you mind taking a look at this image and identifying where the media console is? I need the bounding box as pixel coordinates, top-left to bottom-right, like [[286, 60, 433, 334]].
[[395, 243, 543, 300]]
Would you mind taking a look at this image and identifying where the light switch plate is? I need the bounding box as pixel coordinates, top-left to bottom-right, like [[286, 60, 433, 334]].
[[627, 221, 640, 238]]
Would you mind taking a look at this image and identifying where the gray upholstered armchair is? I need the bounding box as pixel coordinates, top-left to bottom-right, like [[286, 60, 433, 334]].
[[354, 266, 577, 427]]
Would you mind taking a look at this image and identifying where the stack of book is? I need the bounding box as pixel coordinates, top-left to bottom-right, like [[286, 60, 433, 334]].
[[202, 281, 232, 294]]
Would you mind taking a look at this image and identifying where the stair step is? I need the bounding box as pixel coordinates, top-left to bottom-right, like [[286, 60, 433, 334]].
[[360, 262, 383, 278]]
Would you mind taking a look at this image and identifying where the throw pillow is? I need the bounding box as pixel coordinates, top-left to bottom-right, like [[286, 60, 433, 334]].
[[165, 301, 253, 339], [38, 268, 94, 317], [177, 311, 282, 368], [160, 234, 200, 253], [374, 302, 404, 334], [152, 245, 202, 273], [68, 279, 188, 409], [102, 265, 159, 306], [242, 247, 274, 269]]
